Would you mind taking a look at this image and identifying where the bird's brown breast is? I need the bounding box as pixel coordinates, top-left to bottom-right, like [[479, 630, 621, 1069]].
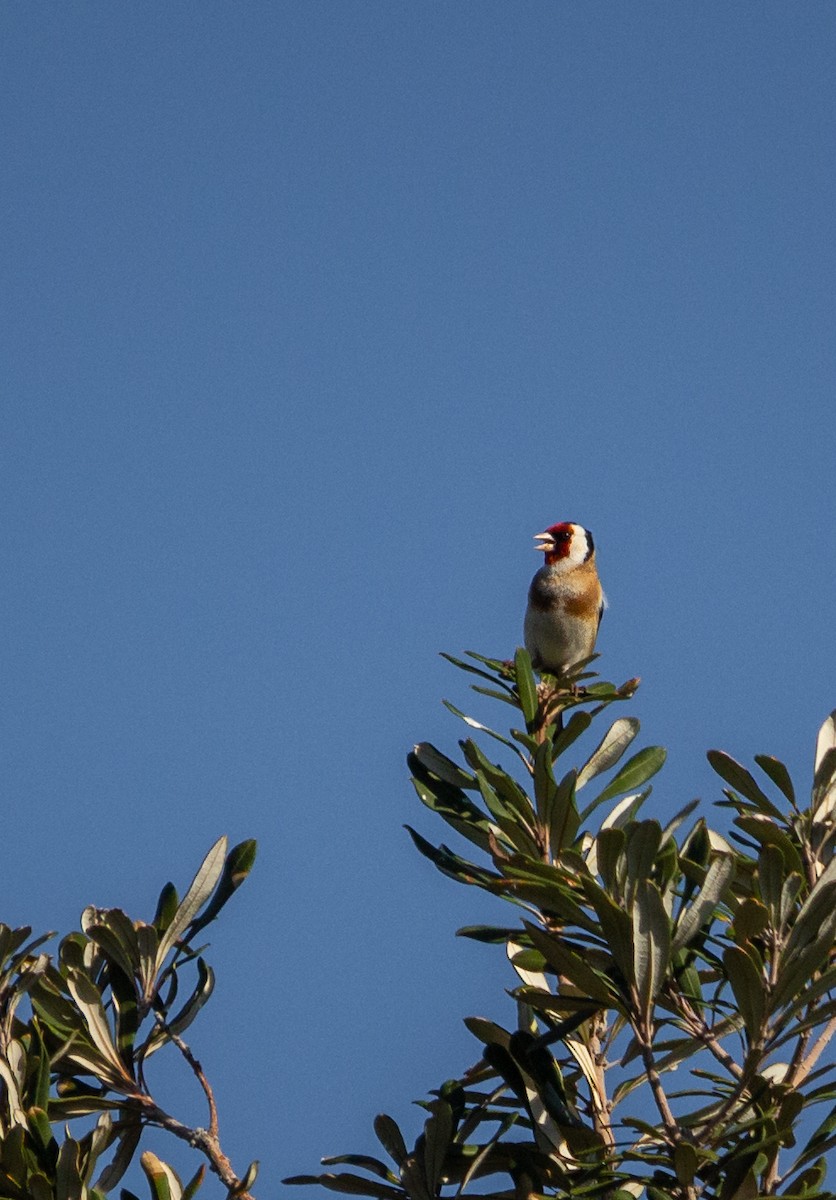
[[527, 559, 602, 620]]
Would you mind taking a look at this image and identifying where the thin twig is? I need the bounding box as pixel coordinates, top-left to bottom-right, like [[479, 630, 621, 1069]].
[[141, 1017, 254, 1199]]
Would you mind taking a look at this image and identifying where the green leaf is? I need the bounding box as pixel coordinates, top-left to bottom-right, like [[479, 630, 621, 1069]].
[[410, 742, 476, 790], [576, 717, 640, 789], [815, 711, 836, 778], [723, 945, 765, 1044], [781, 853, 836, 962], [293, 1173, 404, 1198], [550, 768, 579, 855], [145, 959, 216, 1057], [754, 755, 795, 807], [632, 880, 670, 1018], [322, 1156, 397, 1183], [188, 838, 257, 937], [65, 969, 132, 1082], [674, 1141, 698, 1187], [773, 898, 836, 1011], [57, 1138, 84, 1200], [582, 876, 633, 986], [672, 854, 735, 954], [422, 1100, 453, 1192], [95, 1122, 142, 1193], [139, 1151, 178, 1200], [455, 924, 518, 943], [82, 909, 139, 983], [155, 836, 228, 971], [411, 771, 495, 854], [734, 815, 804, 877], [514, 647, 538, 728], [373, 1114, 408, 1168], [238, 1162, 259, 1192], [522, 923, 613, 1003], [153, 883, 179, 934], [182, 1166, 205, 1200], [404, 826, 499, 889], [707, 750, 784, 819], [551, 710, 592, 760], [625, 820, 662, 899], [591, 746, 666, 807], [439, 651, 513, 689]]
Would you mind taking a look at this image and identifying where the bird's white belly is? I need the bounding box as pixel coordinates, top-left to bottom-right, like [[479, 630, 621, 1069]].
[[524, 607, 593, 674]]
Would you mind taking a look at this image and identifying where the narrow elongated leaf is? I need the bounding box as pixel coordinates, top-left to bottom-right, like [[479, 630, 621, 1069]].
[[815, 711, 836, 775], [66, 970, 132, 1080], [136, 922, 160, 1002], [723, 946, 765, 1044], [582, 876, 633, 985], [57, 1138, 84, 1200], [707, 750, 784, 819], [83, 923, 136, 984], [551, 710, 592, 760], [96, 1122, 142, 1192], [633, 880, 670, 1018], [322, 1156, 397, 1183], [592, 746, 666, 806], [782, 852, 836, 961], [284, 1175, 403, 1198], [187, 838, 256, 937], [523, 923, 613, 1003], [672, 854, 734, 953], [153, 883, 179, 934], [441, 700, 523, 758], [734, 815, 804, 876], [139, 1152, 178, 1200], [440, 651, 513, 688], [155, 837, 228, 970], [625, 821, 662, 893], [411, 743, 475, 790], [514, 647, 538, 727], [373, 1115, 408, 1168], [754, 755, 795, 806], [550, 768, 579, 854], [144, 960, 216, 1058], [576, 718, 640, 789], [773, 903, 836, 1011], [813, 748, 836, 820], [182, 1166, 206, 1200], [423, 1100, 453, 1192], [533, 741, 557, 829]]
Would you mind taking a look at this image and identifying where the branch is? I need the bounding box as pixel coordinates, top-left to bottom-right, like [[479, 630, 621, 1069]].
[[137, 1017, 254, 1199]]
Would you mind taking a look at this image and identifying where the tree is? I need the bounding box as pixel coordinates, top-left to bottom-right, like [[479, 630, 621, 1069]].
[[287, 650, 836, 1200], [0, 834, 257, 1200]]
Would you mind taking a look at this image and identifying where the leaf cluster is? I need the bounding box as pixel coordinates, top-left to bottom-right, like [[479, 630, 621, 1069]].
[[0, 836, 257, 1200], [290, 652, 836, 1200]]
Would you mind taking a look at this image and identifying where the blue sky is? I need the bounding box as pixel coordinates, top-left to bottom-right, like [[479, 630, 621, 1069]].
[[2, 3, 836, 1195]]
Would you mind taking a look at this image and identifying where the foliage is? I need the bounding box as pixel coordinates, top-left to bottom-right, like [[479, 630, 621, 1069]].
[[288, 650, 836, 1200], [0, 835, 257, 1200]]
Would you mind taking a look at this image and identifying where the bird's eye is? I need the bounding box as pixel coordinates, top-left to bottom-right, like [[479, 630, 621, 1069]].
[[556, 530, 570, 541]]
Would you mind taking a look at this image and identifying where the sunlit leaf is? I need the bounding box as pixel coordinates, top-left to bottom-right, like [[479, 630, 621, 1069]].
[[590, 746, 666, 807], [632, 880, 670, 1017], [576, 717, 640, 789], [155, 837, 228, 971], [672, 854, 734, 954]]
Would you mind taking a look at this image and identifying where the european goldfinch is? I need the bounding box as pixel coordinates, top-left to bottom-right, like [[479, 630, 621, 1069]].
[[523, 522, 605, 676]]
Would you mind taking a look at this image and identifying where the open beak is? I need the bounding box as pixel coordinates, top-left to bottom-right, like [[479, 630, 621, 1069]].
[[533, 531, 555, 552]]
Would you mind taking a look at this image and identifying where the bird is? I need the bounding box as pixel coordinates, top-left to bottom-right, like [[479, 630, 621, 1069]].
[[523, 522, 605, 676]]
